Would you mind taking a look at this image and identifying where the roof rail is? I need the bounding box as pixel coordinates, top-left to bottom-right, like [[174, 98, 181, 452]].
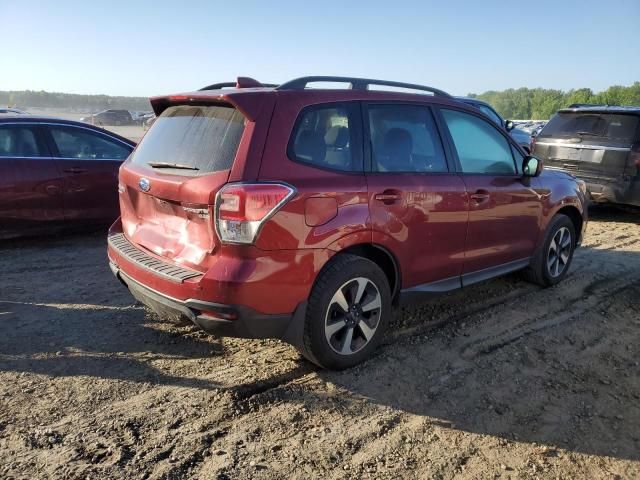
[[199, 77, 277, 91], [277, 76, 452, 98]]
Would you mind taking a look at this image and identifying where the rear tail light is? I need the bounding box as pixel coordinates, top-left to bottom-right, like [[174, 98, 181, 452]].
[[215, 183, 295, 244], [631, 142, 640, 169]]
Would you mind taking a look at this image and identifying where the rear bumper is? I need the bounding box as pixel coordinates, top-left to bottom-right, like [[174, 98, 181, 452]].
[[579, 174, 639, 206], [107, 219, 327, 315], [110, 261, 302, 339]]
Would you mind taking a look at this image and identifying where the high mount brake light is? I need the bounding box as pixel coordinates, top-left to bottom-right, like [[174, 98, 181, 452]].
[[215, 183, 295, 244]]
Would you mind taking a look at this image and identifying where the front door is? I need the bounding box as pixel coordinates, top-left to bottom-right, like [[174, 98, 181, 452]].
[[0, 123, 63, 237], [364, 103, 469, 292], [438, 107, 542, 281]]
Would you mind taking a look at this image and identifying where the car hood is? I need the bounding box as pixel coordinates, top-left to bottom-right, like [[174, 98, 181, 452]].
[[510, 128, 531, 143]]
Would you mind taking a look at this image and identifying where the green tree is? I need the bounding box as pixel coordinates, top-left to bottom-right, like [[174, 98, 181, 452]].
[[468, 81, 639, 119]]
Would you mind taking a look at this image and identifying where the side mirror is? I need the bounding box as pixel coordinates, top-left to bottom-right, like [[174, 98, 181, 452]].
[[505, 120, 515, 131], [522, 155, 543, 177]]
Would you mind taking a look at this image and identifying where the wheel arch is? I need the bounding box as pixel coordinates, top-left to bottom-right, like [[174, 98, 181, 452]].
[[555, 205, 584, 246], [329, 243, 401, 303]]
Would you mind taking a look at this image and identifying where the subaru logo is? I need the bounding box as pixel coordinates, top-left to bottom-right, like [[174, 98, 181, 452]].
[[139, 178, 151, 192]]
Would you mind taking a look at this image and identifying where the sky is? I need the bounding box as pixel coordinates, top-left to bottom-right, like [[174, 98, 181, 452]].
[[1, 0, 639, 97]]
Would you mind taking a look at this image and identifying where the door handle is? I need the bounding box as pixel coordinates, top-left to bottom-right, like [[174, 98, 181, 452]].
[[63, 167, 88, 174], [470, 189, 490, 203], [374, 191, 402, 204]]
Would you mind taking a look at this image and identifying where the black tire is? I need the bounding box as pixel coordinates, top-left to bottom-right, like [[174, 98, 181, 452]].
[[299, 254, 391, 370], [524, 214, 576, 287]]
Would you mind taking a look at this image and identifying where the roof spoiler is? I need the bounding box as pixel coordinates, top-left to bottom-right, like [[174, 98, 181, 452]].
[[149, 89, 273, 121]]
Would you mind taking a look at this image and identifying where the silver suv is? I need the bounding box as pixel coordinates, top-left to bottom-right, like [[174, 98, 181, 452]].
[[533, 106, 640, 207]]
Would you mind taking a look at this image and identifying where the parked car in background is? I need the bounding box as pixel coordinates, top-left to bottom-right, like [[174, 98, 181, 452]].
[[131, 111, 153, 125], [80, 109, 134, 126], [515, 120, 547, 136], [0, 117, 135, 239], [141, 112, 156, 129], [533, 106, 640, 207], [0, 108, 29, 116], [455, 97, 533, 152], [108, 76, 587, 369]]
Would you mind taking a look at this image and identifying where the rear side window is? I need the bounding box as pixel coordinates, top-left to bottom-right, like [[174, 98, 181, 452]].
[[289, 104, 360, 172], [49, 126, 131, 160], [0, 125, 46, 157], [541, 113, 639, 141], [477, 104, 502, 126], [441, 109, 516, 174], [130, 105, 245, 175], [368, 104, 447, 173]]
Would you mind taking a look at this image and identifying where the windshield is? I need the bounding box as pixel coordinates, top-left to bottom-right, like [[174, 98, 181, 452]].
[[130, 104, 245, 175], [540, 112, 639, 142]]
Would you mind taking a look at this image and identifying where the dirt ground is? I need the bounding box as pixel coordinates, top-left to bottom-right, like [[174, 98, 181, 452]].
[[1, 207, 639, 480]]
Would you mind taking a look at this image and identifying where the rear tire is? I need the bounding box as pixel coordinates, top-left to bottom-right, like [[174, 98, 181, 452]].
[[299, 254, 391, 370], [524, 214, 576, 287]]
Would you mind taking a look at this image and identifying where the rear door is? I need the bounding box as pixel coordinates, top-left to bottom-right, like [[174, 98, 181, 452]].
[[43, 124, 132, 223], [0, 123, 63, 237], [438, 107, 542, 281], [364, 103, 468, 291]]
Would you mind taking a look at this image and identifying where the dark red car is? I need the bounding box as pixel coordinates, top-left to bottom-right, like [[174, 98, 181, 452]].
[[108, 76, 588, 369], [0, 117, 135, 239]]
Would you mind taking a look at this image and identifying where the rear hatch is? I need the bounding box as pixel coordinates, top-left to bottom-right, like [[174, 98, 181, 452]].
[[533, 111, 639, 180], [534, 110, 640, 179], [118, 90, 274, 269]]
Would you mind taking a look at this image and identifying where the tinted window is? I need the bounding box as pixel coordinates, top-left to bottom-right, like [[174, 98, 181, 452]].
[[130, 105, 245, 175], [0, 125, 45, 157], [442, 109, 516, 174], [290, 105, 357, 171], [49, 126, 131, 160], [368, 104, 447, 173], [541, 113, 639, 142], [478, 105, 502, 126]]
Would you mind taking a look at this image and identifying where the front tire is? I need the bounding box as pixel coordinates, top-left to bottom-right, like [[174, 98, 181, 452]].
[[524, 214, 576, 287], [300, 254, 391, 370]]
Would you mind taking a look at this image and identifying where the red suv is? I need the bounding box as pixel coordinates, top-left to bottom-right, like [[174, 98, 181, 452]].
[[108, 76, 588, 369]]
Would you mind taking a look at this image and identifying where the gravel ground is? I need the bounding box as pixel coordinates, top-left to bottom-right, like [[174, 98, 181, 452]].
[[1, 206, 639, 480]]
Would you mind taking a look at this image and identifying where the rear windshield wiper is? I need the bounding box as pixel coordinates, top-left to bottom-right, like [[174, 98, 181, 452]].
[[576, 131, 604, 137], [147, 162, 200, 170]]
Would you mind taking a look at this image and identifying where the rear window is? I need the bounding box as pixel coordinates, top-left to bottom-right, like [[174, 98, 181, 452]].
[[541, 113, 639, 142], [130, 105, 245, 175]]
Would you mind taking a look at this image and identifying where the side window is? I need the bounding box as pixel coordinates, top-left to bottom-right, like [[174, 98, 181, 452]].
[[441, 109, 516, 174], [48, 126, 131, 160], [368, 104, 447, 173], [0, 125, 46, 157], [289, 104, 359, 172], [478, 105, 502, 126]]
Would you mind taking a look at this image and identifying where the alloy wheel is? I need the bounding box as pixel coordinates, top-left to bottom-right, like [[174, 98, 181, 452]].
[[547, 226, 572, 278], [324, 277, 382, 355]]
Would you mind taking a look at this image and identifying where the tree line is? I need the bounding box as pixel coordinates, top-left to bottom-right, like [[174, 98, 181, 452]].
[[3, 82, 639, 119], [0, 90, 151, 111], [469, 82, 640, 120]]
